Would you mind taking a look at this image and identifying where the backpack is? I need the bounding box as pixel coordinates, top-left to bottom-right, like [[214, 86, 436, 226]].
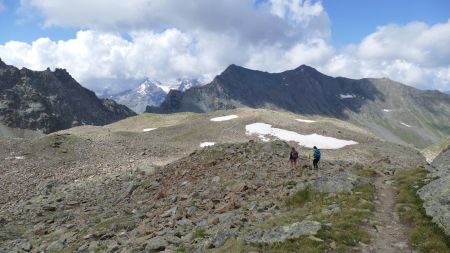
[[314, 149, 321, 159]]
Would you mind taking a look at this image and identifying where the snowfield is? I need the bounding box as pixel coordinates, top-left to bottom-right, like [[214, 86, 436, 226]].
[[142, 128, 157, 132], [400, 122, 412, 128], [245, 123, 357, 149], [383, 109, 393, 112], [340, 94, 356, 99], [200, 142, 215, 147], [295, 118, 316, 123], [210, 115, 239, 122]]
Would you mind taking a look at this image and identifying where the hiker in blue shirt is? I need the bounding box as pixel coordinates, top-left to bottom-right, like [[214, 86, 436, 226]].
[[313, 146, 321, 168]]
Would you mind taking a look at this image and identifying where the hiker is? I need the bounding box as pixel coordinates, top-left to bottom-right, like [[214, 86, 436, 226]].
[[313, 146, 321, 168], [289, 147, 299, 168]]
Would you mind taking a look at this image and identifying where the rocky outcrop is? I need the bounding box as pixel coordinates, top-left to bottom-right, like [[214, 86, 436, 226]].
[[308, 171, 368, 193], [418, 148, 450, 236], [147, 64, 450, 148], [244, 220, 321, 244], [0, 59, 136, 133]]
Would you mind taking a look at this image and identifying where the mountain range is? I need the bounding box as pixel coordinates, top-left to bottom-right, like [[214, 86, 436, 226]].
[[109, 78, 202, 113], [147, 64, 450, 148], [0, 59, 136, 134]]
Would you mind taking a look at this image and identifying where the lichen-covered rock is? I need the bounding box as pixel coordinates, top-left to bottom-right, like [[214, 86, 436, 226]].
[[418, 175, 450, 236], [418, 148, 450, 236], [244, 220, 321, 244]]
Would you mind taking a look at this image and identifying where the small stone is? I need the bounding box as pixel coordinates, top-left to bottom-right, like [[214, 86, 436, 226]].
[[42, 205, 57, 211], [19, 240, 32, 252], [208, 216, 220, 225], [330, 241, 337, 249], [308, 235, 324, 242], [144, 236, 168, 252]]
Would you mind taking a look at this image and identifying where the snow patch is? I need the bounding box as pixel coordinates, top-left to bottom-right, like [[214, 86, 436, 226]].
[[155, 84, 172, 93], [340, 94, 356, 99], [200, 142, 215, 147], [383, 109, 392, 112], [295, 118, 316, 123], [210, 115, 239, 122], [245, 123, 357, 149], [142, 128, 157, 132], [400, 122, 412, 128], [15, 156, 25, 160], [137, 83, 148, 95]]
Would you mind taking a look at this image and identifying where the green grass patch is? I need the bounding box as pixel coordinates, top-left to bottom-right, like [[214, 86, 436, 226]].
[[192, 229, 208, 240], [356, 168, 377, 179], [216, 183, 376, 253], [94, 215, 133, 231], [395, 168, 450, 252], [284, 186, 315, 208], [286, 180, 297, 189]]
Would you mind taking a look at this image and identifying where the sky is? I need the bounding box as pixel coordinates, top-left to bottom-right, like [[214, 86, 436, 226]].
[[0, 0, 449, 94]]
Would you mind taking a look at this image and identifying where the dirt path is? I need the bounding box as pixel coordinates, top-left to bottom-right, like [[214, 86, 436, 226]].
[[362, 172, 413, 253]]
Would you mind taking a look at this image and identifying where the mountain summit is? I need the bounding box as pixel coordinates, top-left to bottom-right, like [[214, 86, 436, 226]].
[[147, 64, 450, 148], [110, 78, 202, 113], [0, 60, 136, 133]]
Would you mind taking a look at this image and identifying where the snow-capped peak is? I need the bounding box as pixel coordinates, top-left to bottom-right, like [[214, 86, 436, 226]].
[[135, 79, 164, 95], [176, 78, 202, 92]]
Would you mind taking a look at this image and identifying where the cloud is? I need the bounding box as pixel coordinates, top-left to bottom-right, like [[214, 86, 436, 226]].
[[20, 0, 330, 45], [2, 1, 449, 93], [321, 20, 450, 90]]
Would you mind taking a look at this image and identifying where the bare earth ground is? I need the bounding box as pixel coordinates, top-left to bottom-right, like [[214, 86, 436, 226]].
[[363, 172, 413, 253]]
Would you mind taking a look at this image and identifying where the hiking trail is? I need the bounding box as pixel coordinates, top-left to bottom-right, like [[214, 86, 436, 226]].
[[362, 172, 413, 253]]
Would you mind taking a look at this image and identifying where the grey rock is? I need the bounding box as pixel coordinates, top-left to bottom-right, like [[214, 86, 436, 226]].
[[211, 229, 239, 248], [418, 174, 450, 236], [418, 148, 450, 236], [244, 220, 321, 244], [36, 180, 59, 195], [144, 236, 168, 252], [19, 240, 32, 252], [47, 240, 64, 250], [309, 171, 368, 193]]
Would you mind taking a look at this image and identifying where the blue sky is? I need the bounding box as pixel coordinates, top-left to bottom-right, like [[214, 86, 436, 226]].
[[323, 0, 450, 46], [0, 0, 449, 93]]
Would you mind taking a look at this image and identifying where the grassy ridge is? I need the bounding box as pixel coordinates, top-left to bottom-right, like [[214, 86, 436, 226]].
[[210, 181, 376, 253]]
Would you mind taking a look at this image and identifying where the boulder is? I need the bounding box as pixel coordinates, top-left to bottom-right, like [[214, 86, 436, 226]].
[[244, 220, 321, 244], [308, 171, 368, 193]]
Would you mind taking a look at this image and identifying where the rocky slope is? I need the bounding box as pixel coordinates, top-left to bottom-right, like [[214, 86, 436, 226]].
[[0, 138, 426, 252], [1, 108, 435, 252], [147, 64, 450, 148], [0, 59, 136, 134]]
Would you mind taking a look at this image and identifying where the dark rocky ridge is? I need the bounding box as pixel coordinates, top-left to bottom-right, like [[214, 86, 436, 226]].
[[147, 64, 450, 148], [0, 59, 136, 133]]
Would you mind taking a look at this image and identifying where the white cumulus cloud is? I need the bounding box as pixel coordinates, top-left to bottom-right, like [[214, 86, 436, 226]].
[[0, 1, 448, 93], [321, 20, 450, 90]]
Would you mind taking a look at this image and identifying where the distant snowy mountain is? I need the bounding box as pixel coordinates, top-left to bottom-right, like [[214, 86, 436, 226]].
[[110, 79, 167, 113], [176, 78, 202, 92], [110, 78, 202, 113]]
